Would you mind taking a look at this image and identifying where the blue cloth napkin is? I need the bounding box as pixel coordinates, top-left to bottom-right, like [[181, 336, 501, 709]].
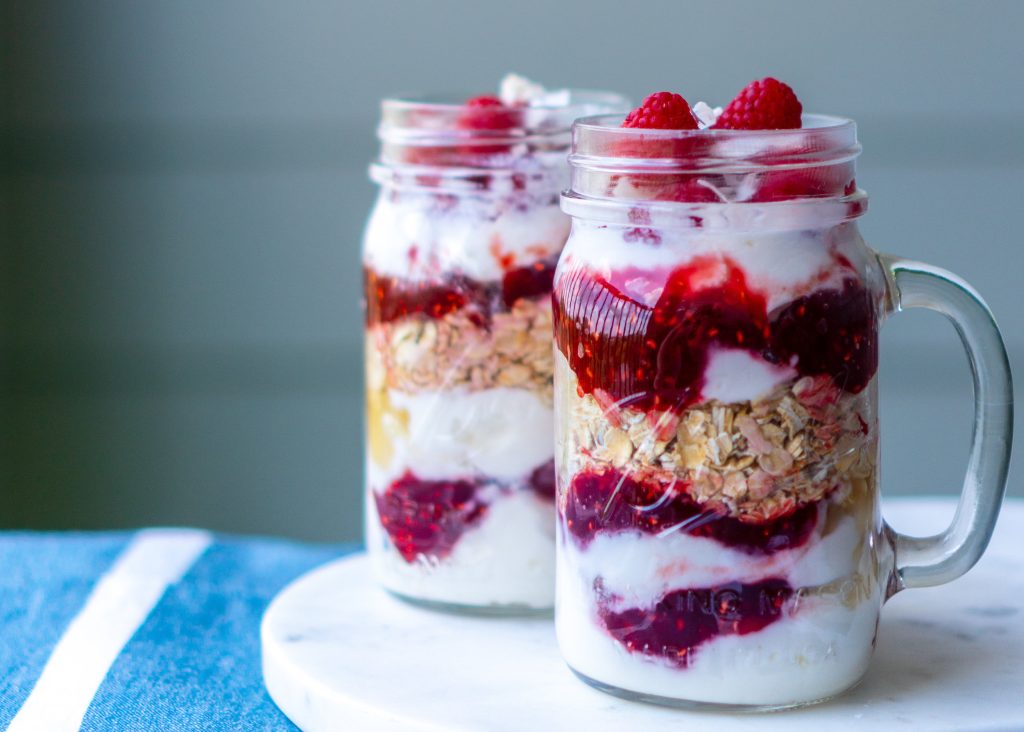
[[0, 530, 356, 731]]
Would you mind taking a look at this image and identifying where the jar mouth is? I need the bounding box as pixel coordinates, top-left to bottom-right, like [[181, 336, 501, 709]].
[[569, 113, 861, 174], [369, 162, 568, 196], [372, 90, 630, 191], [564, 113, 865, 222], [378, 91, 631, 150]]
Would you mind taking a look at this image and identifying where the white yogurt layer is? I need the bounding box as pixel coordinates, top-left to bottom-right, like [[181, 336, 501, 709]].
[[368, 487, 555, 609], [371, 387, 554, 485], [364, 193, 570, 283], [558, 220, 863, 313], [702, 347, 795, 403], [567, 512, 861, 610], [555, 527, 881, 705]]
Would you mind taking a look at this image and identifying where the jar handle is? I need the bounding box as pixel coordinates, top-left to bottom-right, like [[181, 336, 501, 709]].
[[880, 254, 1013, 591]]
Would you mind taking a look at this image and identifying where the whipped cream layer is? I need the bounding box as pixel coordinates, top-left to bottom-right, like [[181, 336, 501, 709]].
[[364, 193, 570, 284], [369, 487, 555, 608]]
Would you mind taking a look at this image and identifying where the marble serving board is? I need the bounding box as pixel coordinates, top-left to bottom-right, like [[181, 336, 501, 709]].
[[262, 498, 1024, 731]]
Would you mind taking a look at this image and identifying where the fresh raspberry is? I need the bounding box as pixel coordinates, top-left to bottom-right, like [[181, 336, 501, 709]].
[[658, 175, 724, 203], [460, 95, 518, 131], [622, 92, 699, 130], [713, 78, 802, 130], [466, 94, 502, 108], [404, 95, 520, 165], [751, 165, 854, 202], [457, 94, 519, 156]]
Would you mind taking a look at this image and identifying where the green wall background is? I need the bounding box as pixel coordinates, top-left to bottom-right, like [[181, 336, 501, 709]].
[[2, 0, 1021, 541]]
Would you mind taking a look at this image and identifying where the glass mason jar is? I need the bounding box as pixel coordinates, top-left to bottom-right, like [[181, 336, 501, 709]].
[[552, 115, 1012, 707], [364, 91, 628, 613]]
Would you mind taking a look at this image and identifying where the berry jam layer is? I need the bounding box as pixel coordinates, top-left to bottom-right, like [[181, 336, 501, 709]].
[[374, 462, 555, 563], [597, 578, 793, 668], [553, 256, 877, 412], [564, 468, 818, 554], [365, 255, 557, 328], [375, 472, 488, 562]]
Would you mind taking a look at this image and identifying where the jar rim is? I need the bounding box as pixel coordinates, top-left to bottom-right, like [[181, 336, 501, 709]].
[[381, 90, 631, 113], [378, 90, 632, 147], [569, 113, 861, 174], [574, 112, 855, 137], [560, 189, 869, 231]]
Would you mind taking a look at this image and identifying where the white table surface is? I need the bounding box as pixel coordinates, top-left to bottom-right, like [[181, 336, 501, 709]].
[[262, 498, 1024, 731]]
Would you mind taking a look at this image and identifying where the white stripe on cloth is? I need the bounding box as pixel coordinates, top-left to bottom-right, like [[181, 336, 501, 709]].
[[8, 529, 212, 732]]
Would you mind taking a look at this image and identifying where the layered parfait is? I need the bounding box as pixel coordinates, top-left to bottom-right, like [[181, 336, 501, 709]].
[[554, 80, 892, 704], [365, 77, 627, 610]]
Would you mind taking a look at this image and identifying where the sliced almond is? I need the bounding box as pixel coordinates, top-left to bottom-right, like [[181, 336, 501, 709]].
[[604, 428, 634, 467], [681, 443, 706, 470], [758, 447, 794, 476]]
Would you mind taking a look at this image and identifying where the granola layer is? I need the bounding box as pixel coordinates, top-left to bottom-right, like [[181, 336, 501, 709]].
[[563, 363, 876, 524], [370, 297, 553, 397]]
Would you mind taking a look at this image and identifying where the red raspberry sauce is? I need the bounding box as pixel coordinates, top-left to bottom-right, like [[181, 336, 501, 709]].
[[375, 464, 556, 563], [564, 468, 817, 554], [553, 256, 876, 410], [365, 255, 557, 327], [374, 473, 488, 562], [597, 577, 794, 667], [528, 459, 557, 500]]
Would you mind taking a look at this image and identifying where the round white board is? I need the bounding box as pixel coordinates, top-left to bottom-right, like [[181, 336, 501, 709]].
[[262, 499, 1024, 731]]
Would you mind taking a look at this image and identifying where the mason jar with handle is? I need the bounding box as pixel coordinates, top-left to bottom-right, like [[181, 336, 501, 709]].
[[552, 112, 1013, 708]]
